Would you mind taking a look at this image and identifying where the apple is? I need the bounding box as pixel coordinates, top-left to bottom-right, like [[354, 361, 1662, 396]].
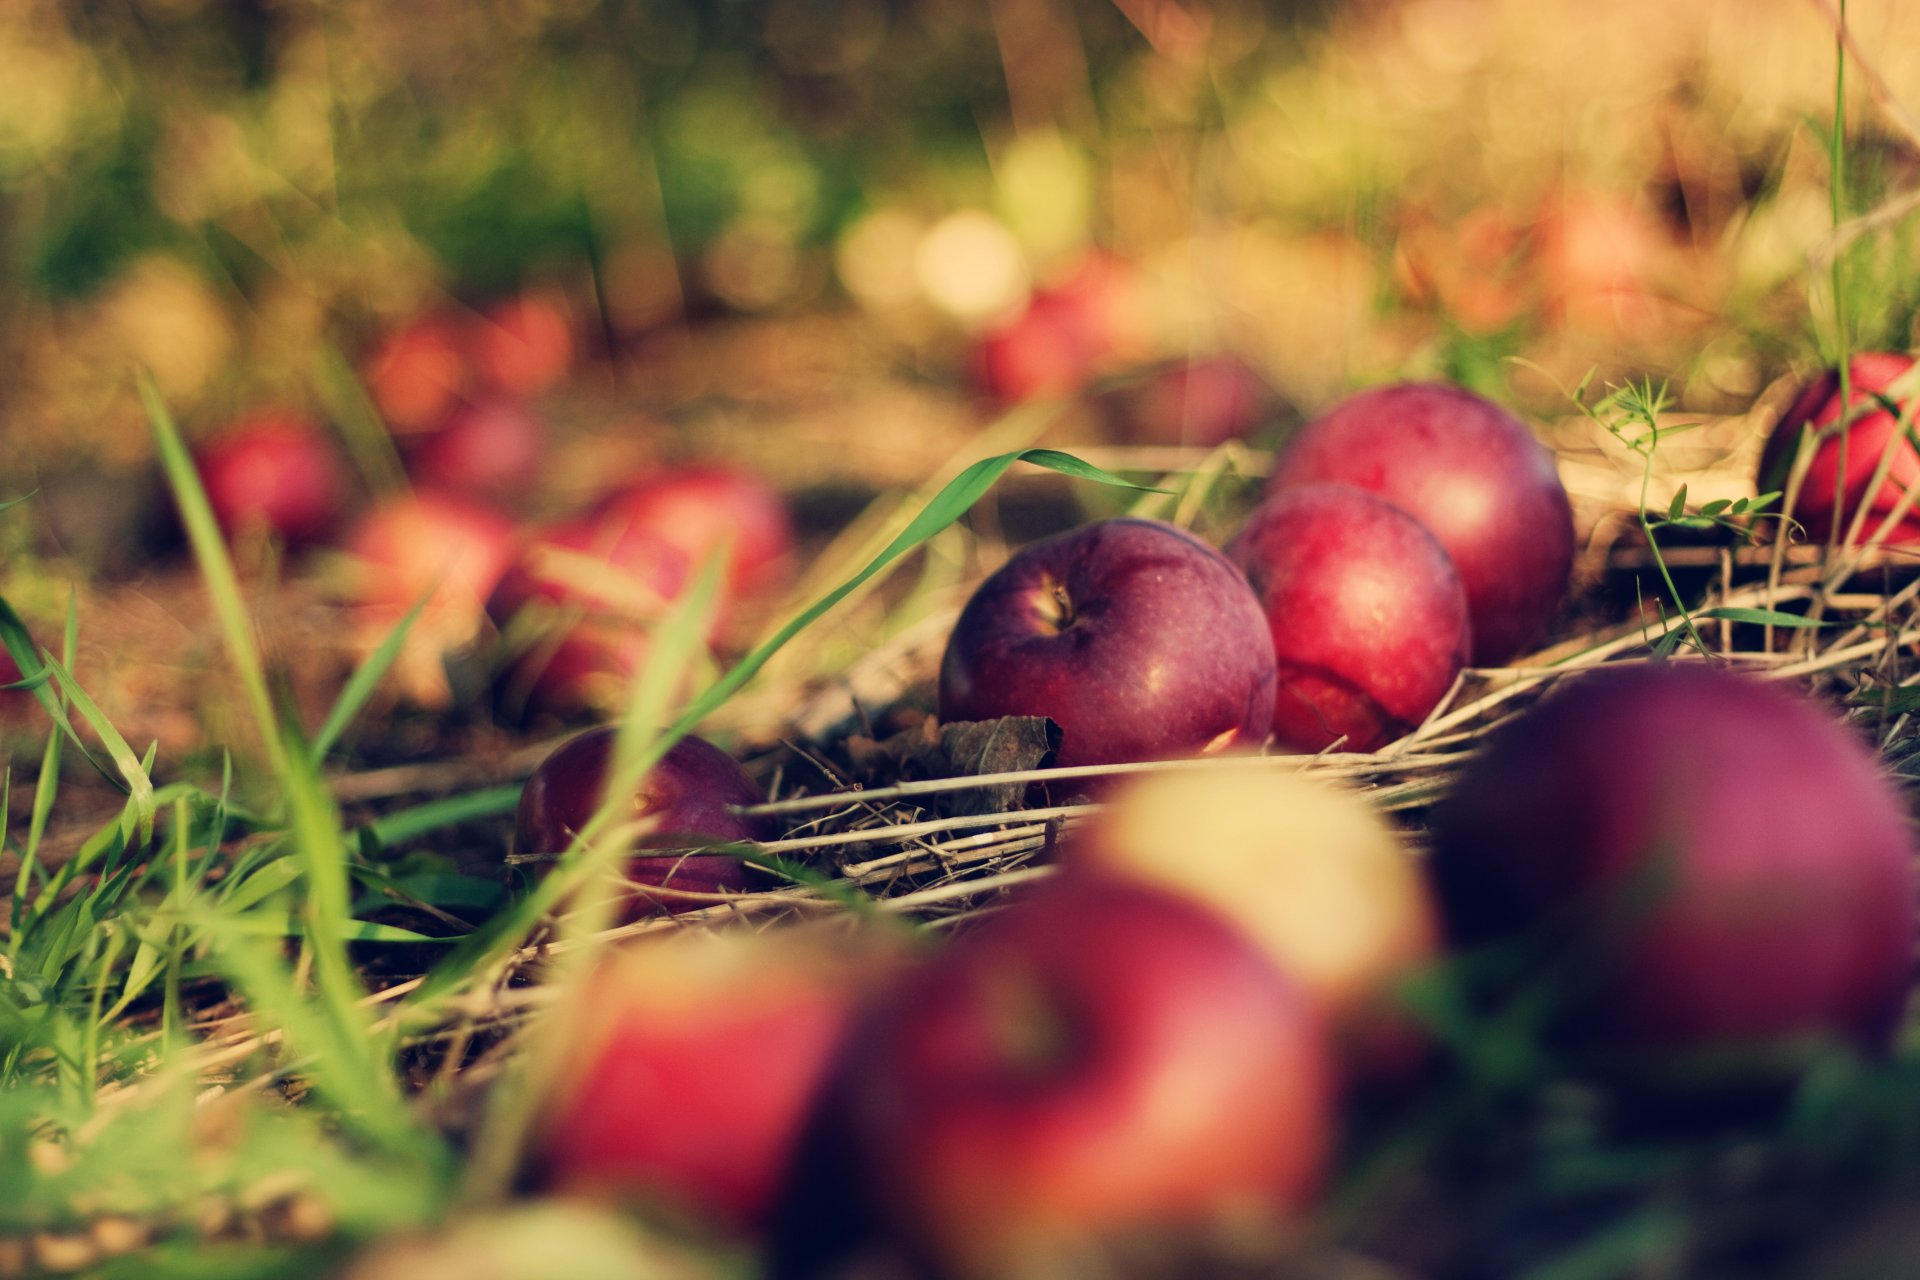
[[342, 492, 516, 625], [466, 290, 574, 399], [0, 647, 34, 723], [407, 399, 546, 503], [1227, 484, 1471, 753], [1099, 354, 1283, 448], [593, 466, 795, 604], [514, 726, 776, 910], [1267, 381, 1573, 665], [1427, 662, 1917, 1063], [938, 517, 1277, 769], [193, 411, 348, 546], [487, 516, 692, 716], [361, 312, 469, 435], [530, 926, 899, 1235], [972, 253, 1144, 404], [770, 875, 1332, 1278], [1756, 352, 1920, 545], [1064, 763, 1436, 1063]]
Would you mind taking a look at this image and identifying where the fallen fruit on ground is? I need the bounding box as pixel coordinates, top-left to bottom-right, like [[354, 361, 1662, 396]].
[[466, 290, 574, 399], [194, 411, 348, 546], [1267, 381, 1573, 664], [530, 927, 898, 1235], [1100, 353, 1283, 448], [594, 465, 796, 606], [407, 399, 547, 503], [938, 516, 1277, 769], [1756, 352, 1920, 546], [771, 875, 1332, 1278], [1427, 662, 1918, 1065], [361, 312, 469, 435], [1228, 483, 1471, 752], [514, 726, 775, 912]]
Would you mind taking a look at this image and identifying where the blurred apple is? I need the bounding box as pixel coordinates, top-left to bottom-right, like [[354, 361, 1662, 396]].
[[1757, 353, 1920, 545], [0, 648, 34, 723], [1533, 192, 1671, 334], [362, 313, 468, 435], [1099, 354, 1284, 448], [194, 410, 348, 547], [939, 517, 1277, 769], [514, 726, 775, 911], [407, 399, 546, 503], [1267, 382, 1573, 664], [972, 252, 1145, 404], [1428, 663, 1917, 1065], [772, 876, 1332, 1278], [467, 291, 574, 399], [531, 926, 898, 1233], [1392, 205, 1530, 335], [1228, 484, 1471, 752], [593, 466, 795, 605], [487, 516, 693, 716], [1066, 764, 1436, 1062]]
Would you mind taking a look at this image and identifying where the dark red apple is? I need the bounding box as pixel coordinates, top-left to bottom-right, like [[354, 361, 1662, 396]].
[[772, 875, 1332, 1277], [1757, 352, 1920, 545], [1267, 382, 1573, 665], [593, 466, 795, 604], [361, 313, 468, 435], [466, 290, 574, 399], [938, 517, 1277, 769], [407, 399, 546, 502], [514, 726, 776, 910], [1428, 663, 1917, 1062], [1228, 484, 1470, 753], [1101, 354, 1284, 448], [194, 411, 348, 546], [487, 516, 692, 715], [531, 926, 898, 1234]]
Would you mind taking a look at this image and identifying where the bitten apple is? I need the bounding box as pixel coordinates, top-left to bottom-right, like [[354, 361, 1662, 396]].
[[1428, 663, 1917, 1063], [1267, 382, 1573, 664], [195, 411, 348, 546], [938, 517, 1277, 769], [531, 928, 898, 1235], [1757, 352, 1920, 545], [772, 876, 1332, 1278], [1228, 484, 1470, 753], [514, 726, 775, 910]]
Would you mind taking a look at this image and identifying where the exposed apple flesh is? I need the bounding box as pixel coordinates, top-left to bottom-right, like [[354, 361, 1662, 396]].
[[1267, 382, 1573, 664], [514, 726, 775, 911], [1428, 662, 1917, 1063], [938, 517, 1277, 769], [1228, 484, 1470, 753]]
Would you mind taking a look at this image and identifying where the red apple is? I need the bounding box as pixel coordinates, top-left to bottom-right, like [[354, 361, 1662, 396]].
[[593, 466, 795, 604], [0, 647, 34, 723], [194, 411, 348, 546], [531, 926, 898, 1234], [772, 876, 1332, 1277], [1267, 382, 1573, 665], [1100, 354, 1283, 448], [466, 290, 574, 399], [938, 517, 1277, 769], [972, 253, 1144, 404], [487, 516, 692, 715], [1757, 353, 1920, 546], [1428, 663, 1917, 1062], [1227, 484, 1470, 753], [361, 313, 468, 435], [407, 399, 546, 502], [514, 726, 775, 910]]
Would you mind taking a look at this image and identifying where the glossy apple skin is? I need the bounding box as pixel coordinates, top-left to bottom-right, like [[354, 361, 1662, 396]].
[[1428, 663, 1917, 1061], [1267, 382, 1573, 665], [772, 876, 1332, 1278], [515, 727, 775, 908], [1066, 764, 1436, 1074], [362, 313, 468, 435], [939, 518, 1277, 769], [467, 291, 573, 399], [408, 399, 546, 502], [594, 467, 796, 604], [1757, 353, 1920, 545], [1102, 355, 1282, 448], [487, 517, 692, 715], [1228, 484, 1470, 753], [195, 412, 347, 546], [532, 927, 894, 1235]]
